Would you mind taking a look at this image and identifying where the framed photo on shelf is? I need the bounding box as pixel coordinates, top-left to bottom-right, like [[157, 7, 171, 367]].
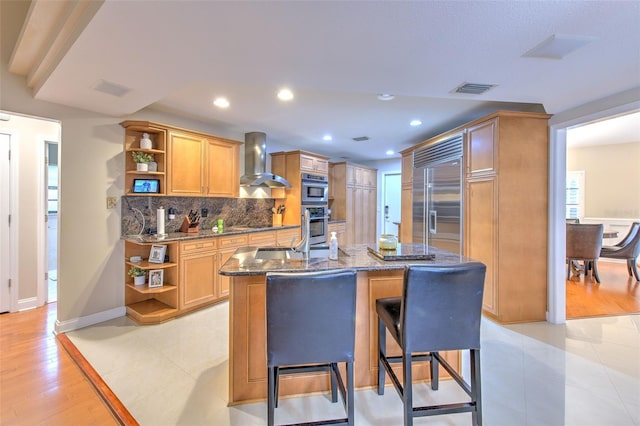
[[148, 269, 164, 288], [149, 244, 167, 263]]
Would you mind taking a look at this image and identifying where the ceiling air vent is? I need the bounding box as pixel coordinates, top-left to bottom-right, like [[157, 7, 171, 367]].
[[352, 136, 370, 142], [453, 82, 496, 95], [92, 79, 131, 97]]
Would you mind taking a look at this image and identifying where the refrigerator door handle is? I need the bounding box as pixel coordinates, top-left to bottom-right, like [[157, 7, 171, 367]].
[[429, 210, 437, 234]]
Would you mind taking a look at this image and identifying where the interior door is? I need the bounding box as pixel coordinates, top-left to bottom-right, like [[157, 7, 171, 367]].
[[0, 132, 11, 312]]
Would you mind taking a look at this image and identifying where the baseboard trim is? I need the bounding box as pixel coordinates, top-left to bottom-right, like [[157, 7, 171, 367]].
[[57, 333, 138, 426], [54, 306, 126, 334], [17, 297, 38, 311]]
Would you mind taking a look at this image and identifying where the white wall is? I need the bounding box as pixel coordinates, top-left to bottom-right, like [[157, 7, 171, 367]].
[[567, 141, 640, 219]]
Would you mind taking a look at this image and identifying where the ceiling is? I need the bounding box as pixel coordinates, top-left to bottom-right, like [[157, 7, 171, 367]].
[[8, 0, 640, 162]]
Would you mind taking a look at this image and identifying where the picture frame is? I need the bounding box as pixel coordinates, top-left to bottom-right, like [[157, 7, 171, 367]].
[[148, 269, 164, 288], [149, 244, 167, 263]]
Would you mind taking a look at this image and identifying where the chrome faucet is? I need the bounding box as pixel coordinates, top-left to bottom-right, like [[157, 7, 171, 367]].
[[291, 209, 310, 256]]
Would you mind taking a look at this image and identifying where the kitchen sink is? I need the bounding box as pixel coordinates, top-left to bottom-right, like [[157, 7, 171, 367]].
[[255, 245, 343, 260]]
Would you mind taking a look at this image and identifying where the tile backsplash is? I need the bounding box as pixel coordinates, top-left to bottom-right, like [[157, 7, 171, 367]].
[[121, 196, 276, 236]]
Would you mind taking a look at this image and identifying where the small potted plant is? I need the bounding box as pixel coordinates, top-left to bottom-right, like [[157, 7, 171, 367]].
[[128, 266, 147, 285], [131, 151, 155, 171]]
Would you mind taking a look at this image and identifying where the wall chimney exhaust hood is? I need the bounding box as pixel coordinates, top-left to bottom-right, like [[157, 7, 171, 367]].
[[240, 132, 291, 188]]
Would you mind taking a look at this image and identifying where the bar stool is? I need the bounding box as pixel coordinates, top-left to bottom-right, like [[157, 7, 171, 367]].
[[376, 263, 486, 426], [266, 269, 357, 426]]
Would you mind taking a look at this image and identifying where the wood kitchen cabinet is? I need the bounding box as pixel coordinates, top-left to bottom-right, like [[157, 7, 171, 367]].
[[400, 110, 550, 323], [179, 239, 219, 310], [270, 150, 331, 226], [167, 130, 241, 197], [328, 221, 346, 242], [464, 113, 549, 323], [122, 121, 240, 198], [330, 162, 377, 244], [121, 121, 168, 196], [399, 153, 413, 243]]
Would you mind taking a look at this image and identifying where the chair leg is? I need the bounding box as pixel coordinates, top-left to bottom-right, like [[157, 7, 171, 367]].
[[567, 261, 572, 280], [470, 349, 482, 426], [347, 361, 354, 426], [377, 317, 386, 395], [268, 366, 276, 426], [330, 362, 338, 403], [592, 260, 601, 283], [430, 351, 439, 391], [628, 258, 640, 281], [402, 353, 413, 426], [274, 366, 280, 408]]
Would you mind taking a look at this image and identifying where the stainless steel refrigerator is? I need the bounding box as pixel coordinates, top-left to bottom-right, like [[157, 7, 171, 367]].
[[412, 135, 463, 255]]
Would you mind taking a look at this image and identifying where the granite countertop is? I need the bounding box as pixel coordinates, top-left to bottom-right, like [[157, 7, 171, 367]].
[[122, 224, 299, 243], [218, 243, 473, 276]]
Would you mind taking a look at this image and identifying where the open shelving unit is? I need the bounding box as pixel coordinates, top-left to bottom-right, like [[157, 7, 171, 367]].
[[124, 240, 178, 324], [121, 121, 168, 196]]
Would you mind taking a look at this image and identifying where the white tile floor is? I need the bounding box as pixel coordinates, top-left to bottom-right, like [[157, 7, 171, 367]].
[[66, 303, 640, 426]]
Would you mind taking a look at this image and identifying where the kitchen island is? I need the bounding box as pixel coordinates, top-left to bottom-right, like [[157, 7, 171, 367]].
[[219, 243, 475, 405]]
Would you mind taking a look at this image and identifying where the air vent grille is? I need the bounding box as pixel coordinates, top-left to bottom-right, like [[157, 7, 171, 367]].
[[454, 82, 496, 95], [352, 136, 370, 142], [414, 134, 463, 168]]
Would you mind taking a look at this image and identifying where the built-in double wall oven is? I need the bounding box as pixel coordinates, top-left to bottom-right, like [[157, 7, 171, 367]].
[[301, 173, 329, 245], [303, 204, 329, 245]]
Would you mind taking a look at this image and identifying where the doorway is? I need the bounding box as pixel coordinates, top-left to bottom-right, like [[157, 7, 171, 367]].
[[548, 100, 640, 324], [382, 173, 401, 237], [46, 142, 59, 303]]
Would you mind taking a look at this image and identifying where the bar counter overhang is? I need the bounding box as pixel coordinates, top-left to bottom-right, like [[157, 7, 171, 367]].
[[219, 243, 477, 405]]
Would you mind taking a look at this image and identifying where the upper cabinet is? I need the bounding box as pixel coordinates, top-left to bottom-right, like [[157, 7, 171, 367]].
[[299, 152, 329, 174], [122, 121, 241, 197], [121, 121, 168, 196], [167, 130, 240, 197]]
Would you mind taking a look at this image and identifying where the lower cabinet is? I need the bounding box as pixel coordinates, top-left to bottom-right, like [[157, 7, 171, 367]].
[[124, 228, 299, 324], [180, 250, 218, 310]]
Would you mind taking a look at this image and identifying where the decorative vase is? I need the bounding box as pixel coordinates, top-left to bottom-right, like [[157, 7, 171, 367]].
[[147, 161, 157, 172], [140, 133, 153, 149], [136, 163, 148, 172], [134, 275, 145, 286]]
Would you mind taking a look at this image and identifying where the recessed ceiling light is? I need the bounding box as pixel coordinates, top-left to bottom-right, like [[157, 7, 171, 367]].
[[523, 34, 597, 59], [410, 119, 422, 126], [386, 150, 395, 156], [323, 134, 333, 141], [277, 88, 294, 101], [377, 93, 395, 101], [213, 97, 230, 108]]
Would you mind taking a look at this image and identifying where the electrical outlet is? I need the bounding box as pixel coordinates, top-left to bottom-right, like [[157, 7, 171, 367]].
[[201, 208, 208, 217], [106, 196, 117, 209]]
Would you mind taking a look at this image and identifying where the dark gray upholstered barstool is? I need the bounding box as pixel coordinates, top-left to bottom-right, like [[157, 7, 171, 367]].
[[376, 263, 486, 426], [266, 269, 357, 426]]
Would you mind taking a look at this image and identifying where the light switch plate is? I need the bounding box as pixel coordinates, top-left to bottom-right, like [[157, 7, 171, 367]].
[[106, 196, 117, 209]]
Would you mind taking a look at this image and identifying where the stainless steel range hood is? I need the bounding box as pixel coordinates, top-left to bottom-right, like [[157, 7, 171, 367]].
[[240, 132, 291, 188]]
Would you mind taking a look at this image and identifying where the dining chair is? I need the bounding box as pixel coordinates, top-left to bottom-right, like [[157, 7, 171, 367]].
[[600, 222, 640, 281], [566, 223, 604, 283], [266, 269, 357, 426], [376, 262, 487, 426]]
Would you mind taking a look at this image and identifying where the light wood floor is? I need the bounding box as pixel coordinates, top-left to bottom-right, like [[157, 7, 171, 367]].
[[566, 260, 640, 318], [0, 302, 124, 425]]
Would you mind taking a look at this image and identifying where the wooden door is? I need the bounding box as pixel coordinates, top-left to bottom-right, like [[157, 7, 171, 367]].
[[466, 177, 498, 315], [180, 252, 217, 309], [168, 131, 204, 196]]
